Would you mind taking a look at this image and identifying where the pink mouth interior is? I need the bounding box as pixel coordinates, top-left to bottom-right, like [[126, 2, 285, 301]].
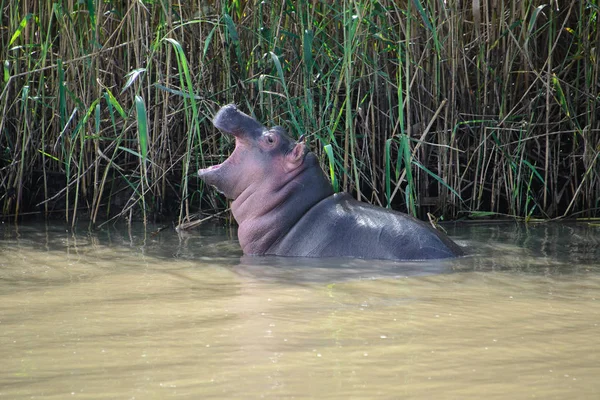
[[199, 136, 239, 176]]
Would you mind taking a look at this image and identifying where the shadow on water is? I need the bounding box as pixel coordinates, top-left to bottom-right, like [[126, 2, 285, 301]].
[[235, 255, 459, 283]]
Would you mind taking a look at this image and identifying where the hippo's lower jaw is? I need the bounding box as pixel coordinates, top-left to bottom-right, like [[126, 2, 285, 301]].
[[197, 165, 219, 184], [198, 164, 230, 197], [198, 164, 221, 177]]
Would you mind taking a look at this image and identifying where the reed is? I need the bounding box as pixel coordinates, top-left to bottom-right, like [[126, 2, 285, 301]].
[[1, 0, 598, 226]]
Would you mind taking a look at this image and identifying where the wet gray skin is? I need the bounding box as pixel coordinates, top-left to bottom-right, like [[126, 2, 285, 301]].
[[198, 104, 463, 260]]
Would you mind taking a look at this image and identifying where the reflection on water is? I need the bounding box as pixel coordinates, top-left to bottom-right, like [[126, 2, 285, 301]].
[[0, 221, 599, 399]]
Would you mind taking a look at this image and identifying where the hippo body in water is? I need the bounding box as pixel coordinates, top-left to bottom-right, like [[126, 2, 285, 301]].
[[198, 104, 463, 261]]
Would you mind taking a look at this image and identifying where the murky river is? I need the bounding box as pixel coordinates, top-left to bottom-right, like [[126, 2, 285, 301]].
[[1, 221, 599, 399]]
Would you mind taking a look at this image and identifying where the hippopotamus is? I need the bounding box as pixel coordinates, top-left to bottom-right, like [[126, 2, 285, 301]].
[[198, 104, 463, 261]]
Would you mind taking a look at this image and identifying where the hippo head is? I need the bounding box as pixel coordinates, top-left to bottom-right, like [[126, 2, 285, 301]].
[[198, 104, 309, 200]]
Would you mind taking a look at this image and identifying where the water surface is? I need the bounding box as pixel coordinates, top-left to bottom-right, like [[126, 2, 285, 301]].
[[1, 221, 599, 399]]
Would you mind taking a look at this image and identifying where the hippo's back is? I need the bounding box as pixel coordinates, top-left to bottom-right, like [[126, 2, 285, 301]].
[[267, 193, 463, 261]]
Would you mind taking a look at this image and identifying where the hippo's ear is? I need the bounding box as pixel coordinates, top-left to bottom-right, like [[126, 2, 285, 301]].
[[285, 142, 307, 172]]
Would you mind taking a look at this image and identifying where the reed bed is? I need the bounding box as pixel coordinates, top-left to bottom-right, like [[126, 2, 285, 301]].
[[1, 0, 598, 226]]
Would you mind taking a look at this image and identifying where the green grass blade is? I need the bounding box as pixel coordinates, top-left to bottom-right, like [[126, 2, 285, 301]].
[[3, 61, 9, 82], [9, 13, 33, 46], [58, 59, 66, 131], [303, 29, 314, 75], [94, 102, 100, 135], [385, 138, 392, 208], [269, 51, 301, 134], [134, 95, 148, 163], [521, 160, 545, 184], [412, 160, 463, 201], [323, 143, 338, 193], [203, 25, 218, 58], [399, 134, 416, 216], [223, 13, 243, 72], [104, 88, 126, 119]]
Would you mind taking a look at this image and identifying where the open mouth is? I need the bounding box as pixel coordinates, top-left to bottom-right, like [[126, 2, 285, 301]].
[[198, 136, 238, 179]]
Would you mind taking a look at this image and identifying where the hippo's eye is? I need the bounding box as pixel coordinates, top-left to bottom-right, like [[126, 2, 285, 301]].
[[266, 135, 276, 145]]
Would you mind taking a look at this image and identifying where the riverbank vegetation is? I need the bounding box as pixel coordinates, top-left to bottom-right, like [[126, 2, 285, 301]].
[[1, 0, 599, 226]]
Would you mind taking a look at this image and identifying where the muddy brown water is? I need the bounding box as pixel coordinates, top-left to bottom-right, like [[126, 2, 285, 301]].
[[0, 221, 599, 399]]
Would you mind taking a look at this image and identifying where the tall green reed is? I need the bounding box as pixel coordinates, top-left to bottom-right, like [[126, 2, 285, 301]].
[[0, 0, 598, 225]]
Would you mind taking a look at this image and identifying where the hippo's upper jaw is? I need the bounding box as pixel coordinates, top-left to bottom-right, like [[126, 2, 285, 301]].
[[212, 104, 266, 139], [197, 105, 263, 198]]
